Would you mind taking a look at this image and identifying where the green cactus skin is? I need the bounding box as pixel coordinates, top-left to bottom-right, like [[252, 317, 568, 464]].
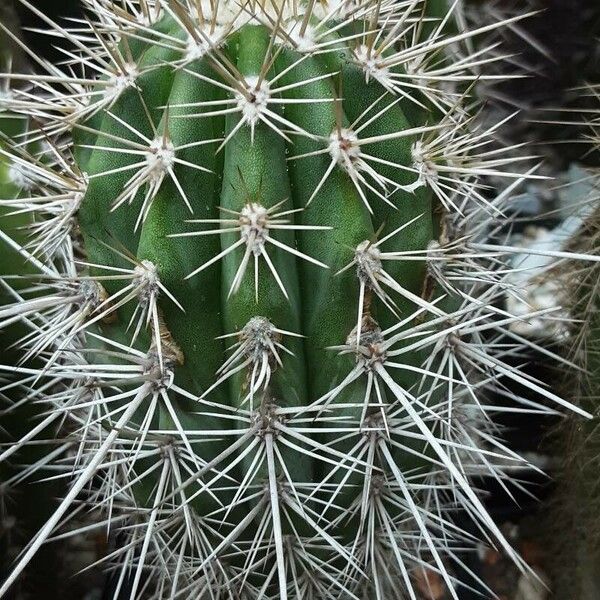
[[0, 1, 594, 598]]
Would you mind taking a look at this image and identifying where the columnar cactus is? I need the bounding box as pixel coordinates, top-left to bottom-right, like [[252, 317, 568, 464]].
[[556, 203, 600, 599], [0, 1, 591, 598], [546, 92, 600, 598]]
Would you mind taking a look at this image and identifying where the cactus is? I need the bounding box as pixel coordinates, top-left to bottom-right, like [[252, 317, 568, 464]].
[[546, 97, 600, 597], [0, 1, 594, 598], [1, 6, 78, 595], [561, 203, 600, 598], [541, 199, 600, 599]]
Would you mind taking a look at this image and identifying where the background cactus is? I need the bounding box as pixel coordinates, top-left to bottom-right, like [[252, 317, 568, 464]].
[[556, 203, 600, 599], [0, 1, 595, 598], [543, 83, 600, 599]]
